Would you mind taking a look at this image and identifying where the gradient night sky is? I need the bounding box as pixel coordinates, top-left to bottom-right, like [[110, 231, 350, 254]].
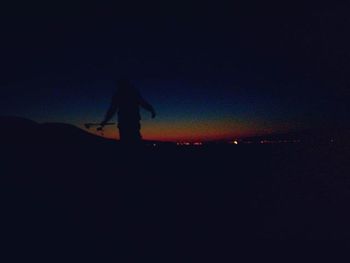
[[1, 1, 349, 141]]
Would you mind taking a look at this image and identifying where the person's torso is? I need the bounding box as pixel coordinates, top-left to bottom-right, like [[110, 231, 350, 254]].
[[116, 91, 141, 122]]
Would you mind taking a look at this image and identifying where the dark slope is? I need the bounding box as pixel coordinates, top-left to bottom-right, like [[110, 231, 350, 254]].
[[0, 116, 116, 147], [0, 116, 40, 143], [41, 122, 114, 145], [1, 116, 350, 261]]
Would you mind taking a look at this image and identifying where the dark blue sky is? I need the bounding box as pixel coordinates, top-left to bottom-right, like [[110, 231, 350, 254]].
[[1, 1, 349, 140]]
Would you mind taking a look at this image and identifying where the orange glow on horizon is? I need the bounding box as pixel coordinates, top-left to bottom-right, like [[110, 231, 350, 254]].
[[80, 118, 294, 142]]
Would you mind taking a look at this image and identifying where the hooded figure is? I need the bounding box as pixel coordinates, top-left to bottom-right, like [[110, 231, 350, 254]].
[[101, 79, 156, 144]]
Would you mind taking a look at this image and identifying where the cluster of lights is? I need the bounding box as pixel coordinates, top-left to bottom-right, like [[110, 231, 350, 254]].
[[229, 139, 303, 144], [176, 142, 203, 146], [174, 139, 306, 146], [259, 140, 300, 144]]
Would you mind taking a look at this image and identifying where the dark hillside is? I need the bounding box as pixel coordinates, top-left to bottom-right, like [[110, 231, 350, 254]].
[[1, 117, 350, 260]]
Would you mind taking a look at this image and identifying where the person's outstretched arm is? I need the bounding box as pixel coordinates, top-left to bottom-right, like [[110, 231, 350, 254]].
[[101, 94, 118, 126], [139, 96, 156, 118]]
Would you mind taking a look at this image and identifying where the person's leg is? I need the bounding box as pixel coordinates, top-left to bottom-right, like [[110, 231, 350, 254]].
[[118, 126, 125, 142], [118, 122, 142, 145], [133, 122, 142, 142]]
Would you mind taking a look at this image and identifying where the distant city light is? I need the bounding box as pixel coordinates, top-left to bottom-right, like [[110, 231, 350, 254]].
[[176, 142, 190, 146], [258, 139, 300, 144], [175, 138, 302, 146], [176, 142, 202, 146]]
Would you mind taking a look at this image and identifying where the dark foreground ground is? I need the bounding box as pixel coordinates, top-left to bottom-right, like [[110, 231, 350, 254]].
[[1, 121, 350, 261]]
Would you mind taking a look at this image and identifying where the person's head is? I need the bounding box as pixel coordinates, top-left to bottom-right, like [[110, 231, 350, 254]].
[[117, 78, 131, 88], [116, 78, 138, 96]]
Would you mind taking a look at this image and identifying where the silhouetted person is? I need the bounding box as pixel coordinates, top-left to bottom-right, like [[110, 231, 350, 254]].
[[100, 79, 156, 144]]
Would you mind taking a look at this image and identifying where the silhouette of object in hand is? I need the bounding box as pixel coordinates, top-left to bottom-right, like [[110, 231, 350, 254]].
[[101, 79, 156, 145]]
